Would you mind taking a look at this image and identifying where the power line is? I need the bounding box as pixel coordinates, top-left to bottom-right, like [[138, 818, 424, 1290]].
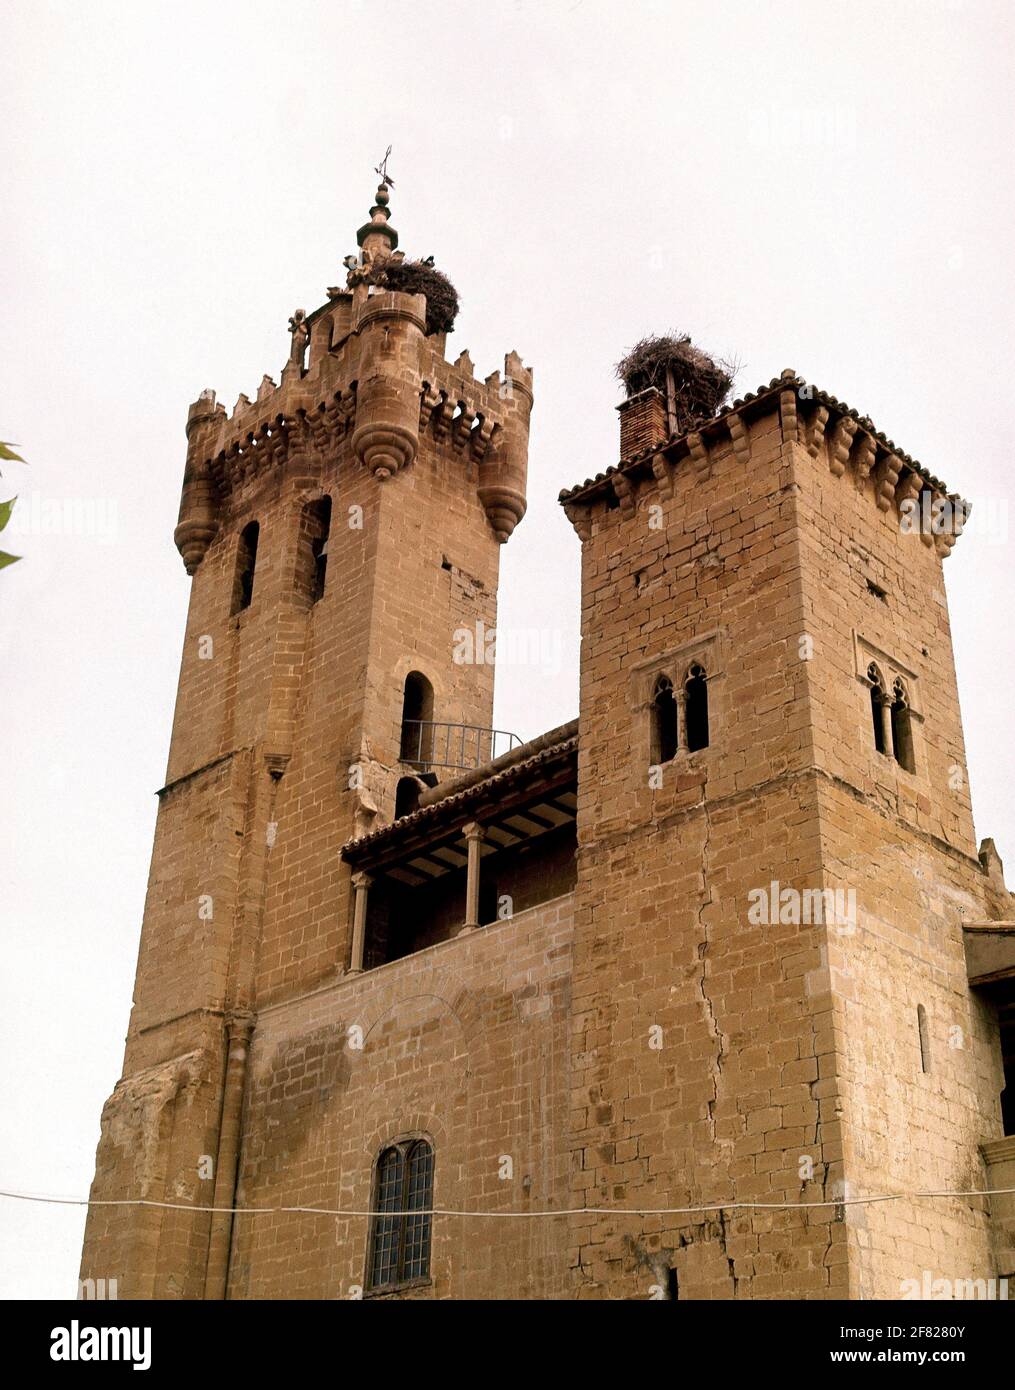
[[2, 1186, 1012, 1221]]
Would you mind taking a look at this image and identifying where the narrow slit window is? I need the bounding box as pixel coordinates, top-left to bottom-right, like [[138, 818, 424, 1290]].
[[652, 675, 679, 765], [891, 678, 916, 773], [232, 521, 259, 615], [868, 662, 888, 755], [917, 1004, 931, 1073], [366, 1139, 434, 1291], [308, 496, 332, 603], [684, 664, 709, 752]]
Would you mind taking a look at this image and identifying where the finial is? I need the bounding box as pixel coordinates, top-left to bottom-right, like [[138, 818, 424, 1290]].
[[356, 148, 399, 258]]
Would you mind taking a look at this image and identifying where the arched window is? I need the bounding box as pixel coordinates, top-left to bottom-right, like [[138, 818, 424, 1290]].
[[400, 672, 434, 765], [394, 775, 421, 820], [231, 521, 259, 614], [684, 664, 709, 752], [891, 678, 916, 773], [366, 1139, 434, 1291], [867, 663, 888, 754], [652, 675, 678, 765], [917, 1004, 931, 1073]]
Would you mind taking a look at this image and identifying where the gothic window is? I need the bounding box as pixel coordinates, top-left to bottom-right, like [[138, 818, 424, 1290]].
[[867, 662, 888, 755], [891, 677, 916, 773], [400, 672, 435, 764], [231, 521, 259, 615], [684, 663, 709, 752], [652, 675, 679, 765], [366, 1139, 434, 1291]]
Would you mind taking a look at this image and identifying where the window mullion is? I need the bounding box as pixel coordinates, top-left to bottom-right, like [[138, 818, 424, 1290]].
[[396, 1144, 410, 1283]]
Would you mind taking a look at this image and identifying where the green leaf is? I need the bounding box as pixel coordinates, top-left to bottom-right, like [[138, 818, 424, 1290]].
[[0, 442, 25, 463], [0, 497, 16, 533], [0, 550, 21, 569]]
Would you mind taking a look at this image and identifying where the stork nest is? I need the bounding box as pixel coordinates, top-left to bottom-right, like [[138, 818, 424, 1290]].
[[616, 334, 735, 426], [377, 259, 460, 336]]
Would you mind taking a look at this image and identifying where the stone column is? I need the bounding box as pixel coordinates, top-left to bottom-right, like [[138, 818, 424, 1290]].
[[460, 821, 486, 934], [349, 872, 373, 973], [677, 688, 689, 752]]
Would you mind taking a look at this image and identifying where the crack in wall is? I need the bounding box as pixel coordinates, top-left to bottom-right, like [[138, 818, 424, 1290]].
[[717, 1208, 739, 1296], [694, 796, 726, 1148]]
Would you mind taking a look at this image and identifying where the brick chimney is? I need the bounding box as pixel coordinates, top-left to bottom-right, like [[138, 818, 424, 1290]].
[[616, 386, 667, 460]]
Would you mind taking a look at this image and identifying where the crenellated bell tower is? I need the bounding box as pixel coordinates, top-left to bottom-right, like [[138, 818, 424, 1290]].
[[80, 178, 533, 1299]]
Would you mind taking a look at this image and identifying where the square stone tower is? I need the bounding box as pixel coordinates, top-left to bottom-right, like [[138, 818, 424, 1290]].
[[79, 181, 533, 1298], [560, 374, 1010, 1298]]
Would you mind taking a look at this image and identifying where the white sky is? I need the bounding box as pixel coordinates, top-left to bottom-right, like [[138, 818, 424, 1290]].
[[2, 0, 1013, 1299]]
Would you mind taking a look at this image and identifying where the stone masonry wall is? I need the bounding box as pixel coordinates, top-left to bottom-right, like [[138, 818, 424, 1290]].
[[567, 410, 851, 1298], [229, 893, 574, 1299], [790, 428, 1004, 1295]]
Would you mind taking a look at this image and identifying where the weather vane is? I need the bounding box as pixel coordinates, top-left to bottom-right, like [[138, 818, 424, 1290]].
[[374, 144, 395, 188]]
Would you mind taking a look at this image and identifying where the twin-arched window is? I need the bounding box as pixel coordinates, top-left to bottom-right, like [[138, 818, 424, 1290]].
[[366, 1138, 434, 1291], [651, 663, 710, 763], [868, 662, 916, 772]]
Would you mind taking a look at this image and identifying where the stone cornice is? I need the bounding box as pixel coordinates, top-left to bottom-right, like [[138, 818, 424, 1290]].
[[559, 369, 970, 557]]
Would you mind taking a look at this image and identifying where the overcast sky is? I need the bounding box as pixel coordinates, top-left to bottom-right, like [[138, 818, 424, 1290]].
[[2, 0, 1013, 1299]]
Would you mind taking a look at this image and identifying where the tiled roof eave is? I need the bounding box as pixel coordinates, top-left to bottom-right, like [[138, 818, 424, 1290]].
[[340, 734, 578, 865], [558, 372, 961, 507]]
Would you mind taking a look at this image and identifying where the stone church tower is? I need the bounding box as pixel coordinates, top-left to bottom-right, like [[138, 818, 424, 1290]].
[[81, 184, 1013, 1300]]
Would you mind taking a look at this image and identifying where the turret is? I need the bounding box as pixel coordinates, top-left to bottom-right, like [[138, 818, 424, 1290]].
[[350, 286, 426, 479], [478, 350, 533, 542], [174, 388, 224, 574]]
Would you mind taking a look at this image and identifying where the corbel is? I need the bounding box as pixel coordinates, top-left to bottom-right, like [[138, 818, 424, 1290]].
[[807, 405, 829, 458], [562, 502, 592, 543], [419, 383, 441, 431], [611, 471, 636, 512], [828, 415, 858, 477], [687, 431, 710, 482], [852, 430, 876, 485], [779, 388, 799, 447], [728, 412, 751, 466], [874, 452, 900, 512], [433, 393, 455, 441], [453, 401, 476, 451], [470, 415, 497, 463], [651, 452, 673, 498]]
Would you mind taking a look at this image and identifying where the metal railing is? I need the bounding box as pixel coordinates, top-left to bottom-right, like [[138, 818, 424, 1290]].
[[400, 719, 522, 772]]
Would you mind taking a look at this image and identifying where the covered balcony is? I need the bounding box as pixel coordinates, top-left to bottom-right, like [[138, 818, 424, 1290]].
[[343, 720, 578, 970]]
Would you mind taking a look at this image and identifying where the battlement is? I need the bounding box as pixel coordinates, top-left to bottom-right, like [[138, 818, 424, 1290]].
[[175, 189, 533, 572]]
